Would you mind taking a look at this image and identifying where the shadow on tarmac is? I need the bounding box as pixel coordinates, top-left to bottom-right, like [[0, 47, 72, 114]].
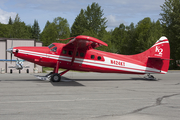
[[70, 77, 160, 82], [0, 75, 159, 87]]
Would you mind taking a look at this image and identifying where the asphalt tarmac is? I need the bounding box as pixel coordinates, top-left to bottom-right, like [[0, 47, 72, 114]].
[[0, 71, 180, 120]]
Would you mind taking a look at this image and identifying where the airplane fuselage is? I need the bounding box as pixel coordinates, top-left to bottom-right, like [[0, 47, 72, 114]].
[[13, 43, 161, 75], [7, 35, 170, 82]]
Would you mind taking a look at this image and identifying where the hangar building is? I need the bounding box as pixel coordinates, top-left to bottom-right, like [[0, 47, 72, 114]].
[[0, 38, 43, 73]]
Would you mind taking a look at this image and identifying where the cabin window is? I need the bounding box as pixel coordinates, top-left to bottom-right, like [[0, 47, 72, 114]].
[[76, 52, 79, 56], [80, 52, 84, 57], [51, 47, 57, 52], [48, 44, 55, 48], [63, 50, 67, 54], [69, 51, 73, 55], [97, 56, 101, 60], [91, 55, 95, 59]]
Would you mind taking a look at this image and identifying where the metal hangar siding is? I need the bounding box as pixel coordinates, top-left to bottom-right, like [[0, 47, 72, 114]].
[[0, 38, 42, 73]]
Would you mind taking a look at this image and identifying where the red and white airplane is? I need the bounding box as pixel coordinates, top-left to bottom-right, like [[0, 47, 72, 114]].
[[7, 35, 170, 82]]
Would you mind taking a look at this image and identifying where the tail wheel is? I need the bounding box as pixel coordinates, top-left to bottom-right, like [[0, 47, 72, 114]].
[[51, 73, 61, 82]]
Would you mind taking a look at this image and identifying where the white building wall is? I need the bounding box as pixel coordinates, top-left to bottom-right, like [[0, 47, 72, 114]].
[[36, 42, 42, 47], [0, 39, 43, 74], [0, 41, 6, 73], [6, 39, 35, 74]]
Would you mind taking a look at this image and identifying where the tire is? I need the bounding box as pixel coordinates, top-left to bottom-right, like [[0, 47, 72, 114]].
[[51, 73, 61, 82], [27, 69, 29, 73], [10, 69, 13, 74]]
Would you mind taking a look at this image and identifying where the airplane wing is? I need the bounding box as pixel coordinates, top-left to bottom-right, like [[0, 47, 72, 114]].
[[8, 66, 16, 68], [62, 35, 108, 66], [0, 59, 16, 62], [64, 35, 108, 50]]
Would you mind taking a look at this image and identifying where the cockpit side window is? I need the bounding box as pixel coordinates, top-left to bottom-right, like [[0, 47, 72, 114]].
[[48, 44, 55, 48], [51, 47, 57, 52]]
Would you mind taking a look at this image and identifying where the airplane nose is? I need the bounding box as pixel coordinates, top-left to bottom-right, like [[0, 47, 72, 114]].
[[7, 48, 13, 53]]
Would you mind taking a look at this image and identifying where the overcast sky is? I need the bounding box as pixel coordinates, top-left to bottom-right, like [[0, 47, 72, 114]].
[[0, 0, 165, 32]]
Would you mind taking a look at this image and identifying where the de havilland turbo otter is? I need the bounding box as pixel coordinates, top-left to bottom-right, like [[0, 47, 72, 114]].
[[7, 35, 170, 82]]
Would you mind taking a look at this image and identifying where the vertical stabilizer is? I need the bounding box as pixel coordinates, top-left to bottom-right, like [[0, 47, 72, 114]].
[[129, 36, 170, 74]]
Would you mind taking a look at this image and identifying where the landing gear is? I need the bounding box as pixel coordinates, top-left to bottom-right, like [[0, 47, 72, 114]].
[[144, 74, 157, 80], [34, 70, 69, 82], [35, 61, 69, 82], [51, 73, 61, 82]]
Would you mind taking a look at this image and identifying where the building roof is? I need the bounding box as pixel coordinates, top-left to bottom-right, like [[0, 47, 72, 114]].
[[0, 38, 35, 41]]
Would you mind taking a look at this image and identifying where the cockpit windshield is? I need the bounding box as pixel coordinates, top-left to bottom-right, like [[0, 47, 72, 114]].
[[48, 44, 55, 48]]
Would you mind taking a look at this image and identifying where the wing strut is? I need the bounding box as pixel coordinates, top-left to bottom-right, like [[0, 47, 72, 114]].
[[70, 41, 78, 66], [54, 60, 60, 73]]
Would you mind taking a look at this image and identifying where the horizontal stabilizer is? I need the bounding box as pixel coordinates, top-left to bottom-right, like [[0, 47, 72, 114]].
[[148, 57, 172, 60]]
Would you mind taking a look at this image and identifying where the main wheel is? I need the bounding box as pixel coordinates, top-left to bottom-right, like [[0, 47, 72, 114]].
[[51, 73, 61, 82]]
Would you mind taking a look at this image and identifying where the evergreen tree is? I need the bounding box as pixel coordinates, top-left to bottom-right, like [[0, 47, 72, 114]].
[[44, 20, 51, 30], [32, 19, 41, 41], [40, 17, 70, 45], [71, 2, 107, 39], [71, 9, 87, 37], [11, 14, 32, 39], [0, 23, 10, 37], [40, 23, 57, 46], [125, 22, 136, 55], [8, 17, 13, 25], [111, 23, 127, 54], [84, 2, 107, 39], [134, 17, 153, 53]]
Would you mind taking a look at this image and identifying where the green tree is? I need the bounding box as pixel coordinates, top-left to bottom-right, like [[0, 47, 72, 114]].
[[0, 23, 11, 38], [71, 2, 107, 39], [44, 20, 51, 30], [11, 14, 32, 39], [32, 19, 41, 41], [8, 17, 13, 25], [125, 22, 136, 55], [71, 9, 87, 37], [134, 17, 163, 54], [99, 30, 117, 53], [53, 17, 70, 40], [160, 0, 180, 69], [40, 17, 70, 46], [146, 20, 163, 47], [134, 17, 152, 53], [84, 2, 107, 39], [40, 23, 57, 46], [111, 23, 127, 54]]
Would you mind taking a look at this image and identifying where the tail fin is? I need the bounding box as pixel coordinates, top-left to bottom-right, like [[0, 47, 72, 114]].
[[130, 36, 170, 74]]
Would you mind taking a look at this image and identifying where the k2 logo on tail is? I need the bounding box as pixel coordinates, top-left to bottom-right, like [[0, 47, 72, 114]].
[[155, 46, 163, 57]]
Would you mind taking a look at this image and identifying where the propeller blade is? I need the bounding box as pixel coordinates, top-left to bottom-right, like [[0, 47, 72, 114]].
[[11, 52, 12, 64], [11, 40, 13, 48]]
